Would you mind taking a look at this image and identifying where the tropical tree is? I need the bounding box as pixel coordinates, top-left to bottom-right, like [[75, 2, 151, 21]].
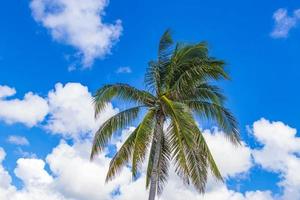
[[90, 30, 240, 200]]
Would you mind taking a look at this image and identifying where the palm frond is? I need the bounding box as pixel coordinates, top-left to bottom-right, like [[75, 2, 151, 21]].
[[169, 82, 226, 105], [165, 101, 207, 192], [194, 128, 223, 180], [131, 109, 156, 177], [161, 96, 191, 183], [162, 96, 223, 192], [145, 61, 162, 94], [94, 84, 155, 117], [165, 42, 209, 88], [90, 106, 141, 159], [106, 126, 139, 181], [169, 59, 228, 95], [145, 30, 174, 94], [186, 100, 240, 144], [158, 29, 173, 65]]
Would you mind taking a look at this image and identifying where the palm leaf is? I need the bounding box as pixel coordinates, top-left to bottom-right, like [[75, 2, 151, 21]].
[[186, 100, 240, 144], [90, 106, 141, 159], [145, 30, 173, 94], [170, 82, 225, 105], [170, 59, 228, 95], [165, 42, 209, 88], [106, 126, 139, 181], [161, 95, 191, 183], [94, 84, 155, 117], [132, 109, 156, 177]]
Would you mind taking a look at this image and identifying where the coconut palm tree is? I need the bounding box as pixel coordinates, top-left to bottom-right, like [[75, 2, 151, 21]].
[[90, 30, 240, 200]]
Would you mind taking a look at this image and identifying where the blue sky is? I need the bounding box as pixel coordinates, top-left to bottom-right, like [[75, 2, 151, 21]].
[[1, 0, 300, 199]]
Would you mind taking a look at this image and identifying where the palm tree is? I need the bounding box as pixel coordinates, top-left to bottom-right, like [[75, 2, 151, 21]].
[[90, 30, 240, 200]]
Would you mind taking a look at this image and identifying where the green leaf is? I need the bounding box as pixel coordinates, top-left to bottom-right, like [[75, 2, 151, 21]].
[[186, 100, 240, 144], [94, 84, 155, 117], [106, 126, 139, 182], [132, 109, 156, 177], [90, 106, 141, 159]]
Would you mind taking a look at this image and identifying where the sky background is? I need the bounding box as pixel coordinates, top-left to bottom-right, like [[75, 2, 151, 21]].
[[1, 0, 300, 199]]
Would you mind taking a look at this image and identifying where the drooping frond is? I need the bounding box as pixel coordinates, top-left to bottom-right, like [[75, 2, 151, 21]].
[[186, 100, 240, 144], [90, 106, 141, 159], [132, 109, 156, 177], [169, 59, 228, 96], [193, 127, 223, 181], [94, 84, 155, 117], [162, 96, 223, 192], [170, 82, 225, 105], [178, 105, 223, 181], [177, 110, 209, 193], [161, 96, 191, 184], [106, 126, 139, 181]]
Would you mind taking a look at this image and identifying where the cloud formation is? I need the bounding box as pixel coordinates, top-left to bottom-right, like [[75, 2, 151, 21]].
[[0, 131, 261, 200], [252, 118, 300, 199], [0, 85, 49, 127], [46, 82, 118, 139], [0, 83, 118, 139], [271, 8, 300, 38], [7, 135, 30, 146], [30, 0, 122, 68], [0, 119, 291, 200]]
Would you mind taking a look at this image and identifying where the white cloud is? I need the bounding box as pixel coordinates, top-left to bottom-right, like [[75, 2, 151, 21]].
[[46, 82, 118, 139], [0, 127, 272, 200], [203, 129, 252, 178], [0, 85, 49, 127], [14, 158, 53, 186], [46, 140, 131, 200], [0, 83, 118, 139], [30, 0, 122, 68], [0, 148, 12, 189], [7, 135, 30, 146], [271, 8, 300, 38], [252, 118, 300, 200], [0, 85, 16, 99], [116, 67, 132, 74]]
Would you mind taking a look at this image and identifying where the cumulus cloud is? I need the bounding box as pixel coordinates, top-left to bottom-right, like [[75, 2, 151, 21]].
[[0, 85, 49, 127], [14, 158, 53, 186], [203, 130, 252, 178], [30, 0, 122, 68], [252, 118, 300, 199], [46, 82, 118, 139], [0, 127, 271, 200], [0, 85, 16, 99], [0, 83, 118, 139], [271, 8, 300, 38], [7, 135, 30, 146], [0, 148, 12, 189], [115, 67, 132, 74]]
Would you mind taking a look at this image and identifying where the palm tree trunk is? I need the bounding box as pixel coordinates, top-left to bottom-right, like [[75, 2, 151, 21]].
[[148, 113, 164, 200]]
